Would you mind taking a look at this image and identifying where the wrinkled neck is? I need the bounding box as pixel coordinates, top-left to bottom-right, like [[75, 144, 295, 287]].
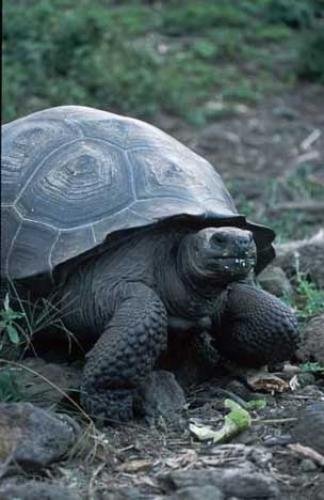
[[152, 228, 223, 319], [177, 235, 222, 298]]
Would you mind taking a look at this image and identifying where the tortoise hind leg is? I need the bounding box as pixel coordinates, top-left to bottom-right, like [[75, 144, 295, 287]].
[[80, 283, 167, 422]]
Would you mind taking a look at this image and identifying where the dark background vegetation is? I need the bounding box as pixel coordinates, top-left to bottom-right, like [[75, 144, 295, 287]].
[[3, 0, 324, 124]]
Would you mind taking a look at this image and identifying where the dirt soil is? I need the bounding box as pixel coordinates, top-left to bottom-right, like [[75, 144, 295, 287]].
[[157, 83, 324, 240], [2, 85, 324, 500]]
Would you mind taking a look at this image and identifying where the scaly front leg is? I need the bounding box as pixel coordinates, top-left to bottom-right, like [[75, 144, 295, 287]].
[[212, 282, 299, 366], [80, 283, 167, 422]]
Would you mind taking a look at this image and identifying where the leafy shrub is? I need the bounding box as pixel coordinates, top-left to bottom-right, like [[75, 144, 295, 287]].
[[264, 0, 317, 28], [2, 0, 307, 124], [0, 294, 25, 351], [3, 2, 161, 121], [297, 23, 324, 82], [160, 1, 250, 35]]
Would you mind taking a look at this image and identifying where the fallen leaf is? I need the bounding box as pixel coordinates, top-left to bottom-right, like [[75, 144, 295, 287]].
[[247, 373, 289, 393], [245, 399, 267, 410], [189, 399, 251, 444], [288, 443, 324, 467], [189, 422, 219, 442], [165, 450, 198, 469], [117, 458, 152, 473]]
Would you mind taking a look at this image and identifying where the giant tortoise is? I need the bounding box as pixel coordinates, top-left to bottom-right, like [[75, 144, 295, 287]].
[[1, 106, 299, 421]]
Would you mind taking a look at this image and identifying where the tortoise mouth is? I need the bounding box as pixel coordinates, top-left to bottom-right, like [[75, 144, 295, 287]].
[[212, 255, 256, 271], [209, 255, 256, 272], [180, 227, 258, 285]]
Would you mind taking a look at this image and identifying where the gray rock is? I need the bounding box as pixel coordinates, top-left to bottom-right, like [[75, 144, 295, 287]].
[[0, 402, 80, 469], [207, 444, 273, 469], [295, 372, 316, 388], [172, 485, 224, 500], [296, 314, 324, 364], [272, 106, 299, 120], [300, 458, 318, 472], [275, 230, 324, 289], [0, 480, 78, 500], [291, 403, 324, 455], [314, 480, 324, 500], [98, 488, 156, 500], [8, 358, 81, 408], [135, 370, 186, 423], [258, 265, 293, 299], [160, 467, 280, 498]]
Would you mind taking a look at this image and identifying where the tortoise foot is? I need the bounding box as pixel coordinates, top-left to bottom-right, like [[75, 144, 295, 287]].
[[81, 388, 134, 423]]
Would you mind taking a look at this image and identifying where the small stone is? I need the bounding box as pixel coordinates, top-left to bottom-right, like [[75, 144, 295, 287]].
[[135, 370, 186, 424], [0, 402, 81, 469], [300, 458, 318, 472], [272, 106, 299, 120], [7, 358, 81, 408], [296, 314, 324, 365], [296, 372, 316, 388], [275, 231, 324, 289], [160, 467, 280, 498], [0, 480, 78, 500], [291, 403, 324, 455], [102, 487, 151, 500], [173, 485, 224, 500], [314, 481, 324, 500]]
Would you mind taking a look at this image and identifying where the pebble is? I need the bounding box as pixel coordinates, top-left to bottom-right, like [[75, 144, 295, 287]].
[[300, 458, 318, 472]]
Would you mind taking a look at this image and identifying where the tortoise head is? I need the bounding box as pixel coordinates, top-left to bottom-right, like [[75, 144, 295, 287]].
[[179, 226, 257, 287]]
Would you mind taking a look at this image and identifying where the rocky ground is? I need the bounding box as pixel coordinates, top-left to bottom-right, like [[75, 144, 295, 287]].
[[1, 86, 324, 500]]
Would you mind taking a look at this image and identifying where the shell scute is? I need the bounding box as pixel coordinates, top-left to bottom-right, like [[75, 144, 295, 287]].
[[2, 119, 79, 205], [16, 139, 132, 230]]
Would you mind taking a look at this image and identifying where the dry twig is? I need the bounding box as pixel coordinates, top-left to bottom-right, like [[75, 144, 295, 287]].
[[288, 443, 324, 467]]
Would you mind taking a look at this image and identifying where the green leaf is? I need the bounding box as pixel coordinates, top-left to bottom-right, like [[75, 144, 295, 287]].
[[0, 369, 23, 402], [190, 399, 252, 444], [245, 399, 267, 410], [10, 311, 25, 320], [6, 324, 20, 344], [300, 362, 324, 373], [225, 399, 252, 429], [4, 293, 10, 311]]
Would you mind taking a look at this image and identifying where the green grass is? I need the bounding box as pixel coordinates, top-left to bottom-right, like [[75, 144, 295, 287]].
[[4, 0, 322, 124], [298, 22, 324, 83], [264, 164, 324, 241], [294, 273, 324, 318], [0, 294, 26, 351], [232, 164, 324, 243], [0, 368, 24, 402], [0, 284, 79, 360]]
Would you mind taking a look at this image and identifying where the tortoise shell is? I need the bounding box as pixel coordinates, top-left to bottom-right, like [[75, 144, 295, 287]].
[[1, 106, 275, 281]]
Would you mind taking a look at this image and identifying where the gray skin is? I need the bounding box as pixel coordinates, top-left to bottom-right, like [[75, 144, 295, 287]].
[[58, 224, 298, 421]]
